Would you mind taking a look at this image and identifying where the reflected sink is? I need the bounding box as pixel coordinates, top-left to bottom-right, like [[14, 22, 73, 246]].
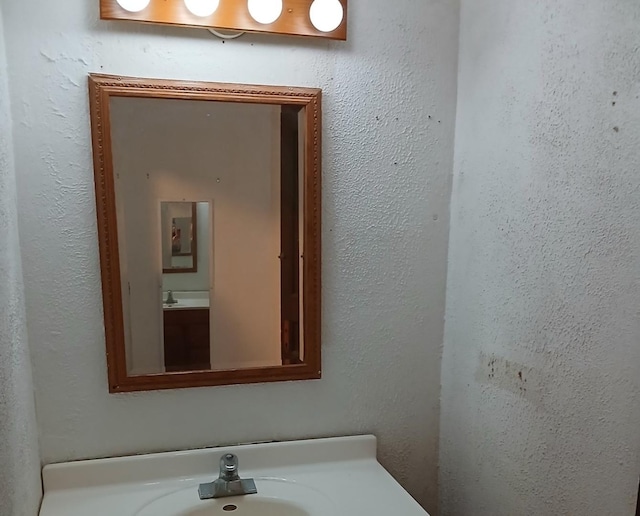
[[162, 292, 210, 311], [163, 302, 185, 309], [136, 479, 333, 516]]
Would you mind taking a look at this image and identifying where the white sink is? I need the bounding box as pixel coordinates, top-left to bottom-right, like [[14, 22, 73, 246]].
[[135, 479, 333, 516], [172, 501, 306, 516], [144, 499, 308, 516], [39, 436, 429, 516]]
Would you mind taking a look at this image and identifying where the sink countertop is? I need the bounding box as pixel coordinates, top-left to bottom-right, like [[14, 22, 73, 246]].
[[162, 299, 210, 310], [162, 290, 210, 311], [39, 436, 429, 516]]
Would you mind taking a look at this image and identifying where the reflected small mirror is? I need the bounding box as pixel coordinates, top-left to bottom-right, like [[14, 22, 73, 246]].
[[89, 75, 322, 392], [162, 201, 198, 273]]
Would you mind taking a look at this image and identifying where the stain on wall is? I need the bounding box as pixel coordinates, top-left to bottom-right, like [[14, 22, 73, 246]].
[[477, 353, 534, 403], [440, 0, 640, 514]]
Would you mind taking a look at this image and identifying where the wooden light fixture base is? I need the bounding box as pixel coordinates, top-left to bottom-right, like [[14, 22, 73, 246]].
[[100, 0, 348, 41]]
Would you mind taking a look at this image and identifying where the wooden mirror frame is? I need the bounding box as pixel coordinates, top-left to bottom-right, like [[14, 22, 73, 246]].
[[89, 74, 322, 393]]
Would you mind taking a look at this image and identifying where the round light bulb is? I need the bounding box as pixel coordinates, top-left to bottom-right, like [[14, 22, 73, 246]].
[[184, 0, 220, 17], [248, 0, 283, 25], [116, 0, 151, 12], [309, 0, 343, 32]]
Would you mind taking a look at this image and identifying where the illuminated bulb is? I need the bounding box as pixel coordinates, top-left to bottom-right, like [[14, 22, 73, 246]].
[[247, 0, 283, 24], [116, 0, 151, 12], [184, 0, 220, 17], [309, 0, 343, 32]]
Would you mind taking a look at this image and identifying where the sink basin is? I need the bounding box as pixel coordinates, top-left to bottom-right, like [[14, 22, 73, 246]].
[[39, 436, 430, 516], [168, 500, 307, 516], [136, 479, 333, 516]]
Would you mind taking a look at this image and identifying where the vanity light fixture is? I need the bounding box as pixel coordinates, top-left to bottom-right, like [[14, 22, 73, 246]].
[[247, 0, 283, 25], [309, 0, 343, 33], [184, 0, 220, 17], [100, 0, 348, 41], [116, 0, 151, 12]]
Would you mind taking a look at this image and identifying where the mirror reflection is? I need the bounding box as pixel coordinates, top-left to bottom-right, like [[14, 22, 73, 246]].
[[161, 201, 198, 273], [110, 97, 305, 376]]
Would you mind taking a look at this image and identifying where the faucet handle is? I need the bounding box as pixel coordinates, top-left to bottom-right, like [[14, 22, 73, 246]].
[[220, 453, 240, 481]]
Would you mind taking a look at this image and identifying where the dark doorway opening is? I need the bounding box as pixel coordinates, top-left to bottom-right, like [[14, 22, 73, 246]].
[[280, 105, 302, 365]]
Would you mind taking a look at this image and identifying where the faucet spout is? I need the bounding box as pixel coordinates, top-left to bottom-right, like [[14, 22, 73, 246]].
[[220, 454, 240, 481], [198, 453, 257, 500]]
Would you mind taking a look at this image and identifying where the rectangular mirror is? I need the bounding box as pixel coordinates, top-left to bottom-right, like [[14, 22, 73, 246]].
[[89, 75, 322, 392]]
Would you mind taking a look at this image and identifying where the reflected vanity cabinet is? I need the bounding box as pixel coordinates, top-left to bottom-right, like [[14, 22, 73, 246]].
[[163, 308, 210, 372]]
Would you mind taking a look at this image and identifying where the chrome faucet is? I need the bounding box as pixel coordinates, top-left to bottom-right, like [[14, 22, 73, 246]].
[[164, 290, 177, 305], [198, 454, 258, 500]]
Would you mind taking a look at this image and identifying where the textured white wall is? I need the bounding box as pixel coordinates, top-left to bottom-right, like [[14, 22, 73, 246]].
[[0, 6, 43, 516], [2, 0, 459, 511], [441, 1, 640, 514]]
